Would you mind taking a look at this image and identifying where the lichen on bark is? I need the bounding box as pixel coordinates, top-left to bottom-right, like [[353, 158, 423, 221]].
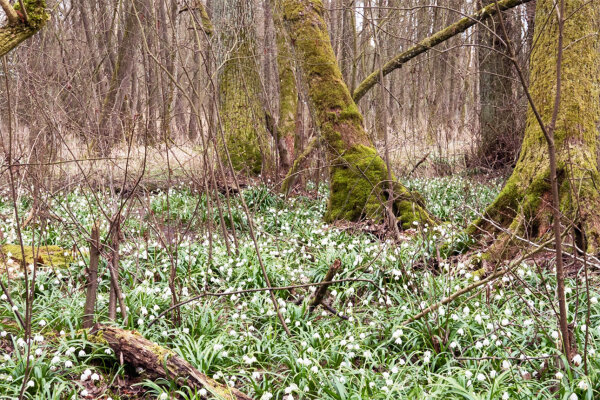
[[470, 0, 600, 255], [282, 0, 434, 227]]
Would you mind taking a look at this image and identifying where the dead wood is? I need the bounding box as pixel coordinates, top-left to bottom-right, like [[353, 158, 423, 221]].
[[91, 324, 253, 400]]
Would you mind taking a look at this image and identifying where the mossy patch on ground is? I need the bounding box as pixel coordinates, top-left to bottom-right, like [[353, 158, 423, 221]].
[[1, 244, 72, 268]]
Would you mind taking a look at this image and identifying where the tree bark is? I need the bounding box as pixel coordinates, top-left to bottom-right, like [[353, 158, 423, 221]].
[[476, 0, 518, 169], [0, 0, 48, 57], [282, 0, 433, 227], [272, 1, 298, 173], [470, 0, 600, 255], [352, 0, 533, 103], [83, 222, 100, 329], [90, 324, 253, 400], [217, 0, 270, 175]]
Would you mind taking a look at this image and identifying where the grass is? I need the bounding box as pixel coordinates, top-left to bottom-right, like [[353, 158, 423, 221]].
[[0, 176, 598, 399]]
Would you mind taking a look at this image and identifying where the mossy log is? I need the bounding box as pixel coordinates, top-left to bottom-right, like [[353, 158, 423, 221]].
[[0, 0, 49, 57], [469, 0, 600, 255], [90, 324, 253, 400], [282, 0, 434, 227]]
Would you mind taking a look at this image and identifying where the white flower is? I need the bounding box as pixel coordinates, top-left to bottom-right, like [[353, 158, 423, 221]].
[[64, 360, 73, 368], [551, 331, 559, 340], [555, 371, 564, 379], [578, 380, 588, 390], [27, 380, 34, 388], [199, 388, 208, 396], [90, 373, 100, 381], [423, 351, 431, 363], [260, 393, 273, 400], [569, 393, 578, 400], [572, 354, 583, 365], [78, 350, 86, 357], [159, 393, 168, 400], [502, 360, 511, 370], [284, 383, 298, 394], [502, 392, 509, 400], [476, 373, 485, 381]]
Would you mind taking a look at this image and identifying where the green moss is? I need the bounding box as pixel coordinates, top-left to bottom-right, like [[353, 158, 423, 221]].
[[2, 244, 71, 268], [326, 145, 386, 221], [218, 25, 269, 175], [11, 0, 49, 30], [468, 0, 600, 254], [326, 145, 433, 227], [283, 0, 434, 227]]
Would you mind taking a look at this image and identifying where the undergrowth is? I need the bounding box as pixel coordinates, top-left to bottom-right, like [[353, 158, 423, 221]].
[[0, 176, 597, 399]]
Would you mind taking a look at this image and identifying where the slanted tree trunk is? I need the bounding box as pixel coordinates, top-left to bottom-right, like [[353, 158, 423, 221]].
[[351, 0, 532, 103], [282, 0, 433, 227], [470, 0, 600, 255], [0, 0, 48, 57], [476, 0, 518, 169], [217, 0, 269, 175]]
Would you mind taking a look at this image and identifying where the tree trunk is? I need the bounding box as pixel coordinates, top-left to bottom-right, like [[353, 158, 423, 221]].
[[98, 0, 141, 154], [273, 2, 298, 173], [0, 1, 48, 57], [217, 0, 269, 175], [476, 0, 518, 169], [470, 0, 600, 255], [282, 0, 433, 227]]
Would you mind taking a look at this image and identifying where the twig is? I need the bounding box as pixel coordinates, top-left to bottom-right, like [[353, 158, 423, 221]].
[[408, 151, 431, 176], [148, 278, 384, 328], [402, 237, 553, 325], [0, 0, 19, 25]]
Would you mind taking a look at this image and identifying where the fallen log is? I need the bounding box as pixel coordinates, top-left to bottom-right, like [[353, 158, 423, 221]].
[[90, 324, 253, 400]]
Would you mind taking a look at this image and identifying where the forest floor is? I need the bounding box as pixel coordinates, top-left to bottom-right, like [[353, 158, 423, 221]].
[[0, 176, 598, 399]]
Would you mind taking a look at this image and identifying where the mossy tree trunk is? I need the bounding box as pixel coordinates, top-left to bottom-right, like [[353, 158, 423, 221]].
[[217, 0, 270, 175], [471, 0, 600, 254], [0, 0, 48, 57], [273, 1, 298, 172], [282, 0, 433, 227]]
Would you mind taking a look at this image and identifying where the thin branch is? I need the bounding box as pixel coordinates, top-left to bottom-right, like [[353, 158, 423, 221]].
[[147, 278, 385, 328], [0, 0, 19, 25]]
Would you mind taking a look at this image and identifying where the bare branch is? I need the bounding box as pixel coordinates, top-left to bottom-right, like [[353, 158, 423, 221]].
[[0, 0, 19, 25]]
